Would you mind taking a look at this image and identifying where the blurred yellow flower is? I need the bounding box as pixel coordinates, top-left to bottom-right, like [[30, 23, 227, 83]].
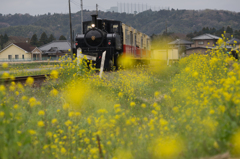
[[50, 70, 59, 79], [13, 104, 19, 109], [130, 102, 136, 107], [28, 129, 36, 135], [50, 88, 58, 96], [231, 129, 240, 156], [0, 111, 4, 118], [149, 136, 184, 159], [26, 77, 34, 86], [52, 118, 58, 124], [29, 97, 37, 107], [63, 103, 70, 110], [2, 62, 8, 68], [2, 72, 9, 78], [38, 110, 45, 116], [38, 121, 45, 127], [61, 147, 67, 154]]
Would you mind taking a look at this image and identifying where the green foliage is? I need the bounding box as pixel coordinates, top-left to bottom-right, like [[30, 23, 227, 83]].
[[48, 34, 56, 43], [59, 35, 66, 40], [30, 34, 38, 46], [1, 9, 240, 38], [38, 32, 48, 46]]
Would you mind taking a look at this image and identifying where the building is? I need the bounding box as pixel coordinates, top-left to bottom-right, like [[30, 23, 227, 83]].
[[0, 42, 42, 61], [39, 40, 71, 59], [186, 34, 221, 55]]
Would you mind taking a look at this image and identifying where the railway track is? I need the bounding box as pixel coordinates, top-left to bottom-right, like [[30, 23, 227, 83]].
[[1, 74, 50, 86]]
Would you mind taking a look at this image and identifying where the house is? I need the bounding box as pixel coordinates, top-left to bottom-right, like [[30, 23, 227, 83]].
[[191, 34, 221, 47], [39, 40, 71, 59], [0, 42, 42, 61], [186, 34, 221, 55]]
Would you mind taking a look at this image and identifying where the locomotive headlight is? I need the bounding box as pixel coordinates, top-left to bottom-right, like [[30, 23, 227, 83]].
[[91, 24, 95, 28]]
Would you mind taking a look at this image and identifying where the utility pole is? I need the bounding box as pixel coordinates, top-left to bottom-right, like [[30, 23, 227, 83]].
[[68, 0, 73, 60], [80, 0, 83, 34], [96, 4, 98, 15]]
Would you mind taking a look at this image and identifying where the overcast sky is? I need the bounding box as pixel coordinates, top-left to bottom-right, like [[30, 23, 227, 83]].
[[0, 0, 240, 15]]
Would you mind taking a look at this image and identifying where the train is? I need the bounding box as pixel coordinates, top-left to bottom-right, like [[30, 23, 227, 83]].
[[74, 14, 151, 69]]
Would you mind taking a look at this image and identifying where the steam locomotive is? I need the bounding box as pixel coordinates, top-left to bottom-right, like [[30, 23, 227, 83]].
[[74, 14, 151, 69]]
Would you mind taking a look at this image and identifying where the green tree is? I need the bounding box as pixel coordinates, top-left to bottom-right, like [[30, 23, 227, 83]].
[[48, 34, 56, 43], [0, 34, 3, 49], [3, 33, 9, 44], [59, 35, 67, 40], [30, 34, 38, 46], [39, 32, 48, 46], [226, 26, 233, 34]]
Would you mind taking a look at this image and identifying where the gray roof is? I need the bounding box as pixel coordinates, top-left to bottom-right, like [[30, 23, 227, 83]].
[[39, 40, 71, 51], [192, 34, 221, 40], [168, 39, 193, 45], [186, 46, 212, 50], [227, 38, 240, 45]]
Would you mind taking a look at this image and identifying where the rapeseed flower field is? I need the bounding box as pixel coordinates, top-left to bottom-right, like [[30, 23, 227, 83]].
[[0, 37, 240, 159]]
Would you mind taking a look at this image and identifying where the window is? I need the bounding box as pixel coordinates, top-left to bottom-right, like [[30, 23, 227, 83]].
[[112, 24, 119, 33], [8, 55, 12, 60], [198, 41, 204, 45], [22, 55, 24, 59], [141, 37, 143, 48], [15, 55, 19, 59]]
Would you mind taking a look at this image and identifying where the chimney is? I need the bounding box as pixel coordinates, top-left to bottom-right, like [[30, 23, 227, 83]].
[[91, 14, 98, 27]]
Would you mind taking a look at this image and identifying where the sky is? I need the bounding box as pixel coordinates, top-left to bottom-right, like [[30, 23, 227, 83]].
[[0, 0, 240, 15]]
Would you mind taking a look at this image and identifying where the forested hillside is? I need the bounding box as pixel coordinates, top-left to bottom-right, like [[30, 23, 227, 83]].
[[0, 9, 240, 39]]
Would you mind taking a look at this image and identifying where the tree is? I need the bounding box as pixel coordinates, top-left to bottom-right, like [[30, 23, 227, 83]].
[[0, 34, 3, 49], [48, 34, 56, 43], [30, 34, 38, 46], [226, 26, 233, 34], [59, 35, 67, 40], [39, 32, 48, 46], [3, 33, 9, 44]]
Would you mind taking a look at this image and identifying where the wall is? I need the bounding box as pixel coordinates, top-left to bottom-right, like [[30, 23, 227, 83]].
[[0, 45, 31, 60]]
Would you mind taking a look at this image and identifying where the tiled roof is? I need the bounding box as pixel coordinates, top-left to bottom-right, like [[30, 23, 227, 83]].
[[14, 42, 35, 52], [39, 40, 71, 51], [168, 39, 193, 45], [227, 38, 240, 45], [192, 34, 221, 40]]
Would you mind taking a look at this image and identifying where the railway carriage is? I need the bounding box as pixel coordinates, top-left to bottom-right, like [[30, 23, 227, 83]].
[[74, 14, 151, 69]]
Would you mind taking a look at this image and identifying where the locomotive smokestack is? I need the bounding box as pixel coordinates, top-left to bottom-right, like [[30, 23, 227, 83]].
[[91, 14, 98, 28]]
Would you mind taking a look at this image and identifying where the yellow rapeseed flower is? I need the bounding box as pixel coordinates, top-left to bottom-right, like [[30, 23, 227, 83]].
[[2, 62, 8, 68], [38, 110, 45, 116], [50, 70, 59, 79], [13, 104, 19, 109], [26, 77, 34, 86], [61, 147, 67, 154], [141, 103, 146, 108], [231, 129, 240, 156], [29, 97, 37, 107], [52, 118, 58, 124], [28, 129, 36, 135], [130, 102, 136, 107], [50, 88, 58, 96], [0, 111, 5, 118], [2, 72, 9, 79], [0, 85, 6, 92], [63, 103, 70, 110], [38, 121, 45, 127]]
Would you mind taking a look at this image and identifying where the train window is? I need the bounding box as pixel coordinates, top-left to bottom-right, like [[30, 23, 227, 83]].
[[87, 25, 91, 30], [112, 25, 119, 33]]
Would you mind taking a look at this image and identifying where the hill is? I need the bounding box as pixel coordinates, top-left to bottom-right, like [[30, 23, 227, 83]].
[[0, 9, 240, 39]]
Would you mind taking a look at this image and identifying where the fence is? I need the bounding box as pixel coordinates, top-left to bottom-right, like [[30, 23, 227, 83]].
[[0, 56, 70, 62]]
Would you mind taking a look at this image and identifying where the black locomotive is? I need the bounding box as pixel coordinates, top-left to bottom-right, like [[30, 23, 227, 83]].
[[74, 14, 123, 69]]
